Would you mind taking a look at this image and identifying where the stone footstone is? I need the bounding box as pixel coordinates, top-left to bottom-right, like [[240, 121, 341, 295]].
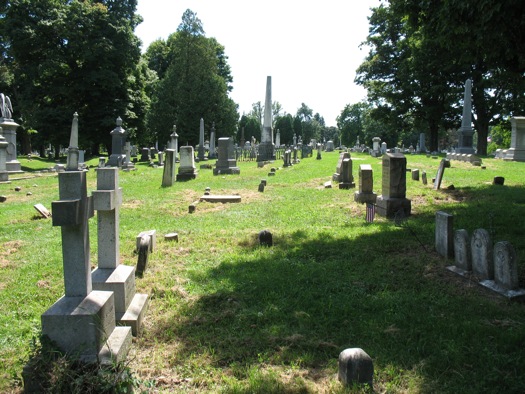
[[338, 348, 374, 386]]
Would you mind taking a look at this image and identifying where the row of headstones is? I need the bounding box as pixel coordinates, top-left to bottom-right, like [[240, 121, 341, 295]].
[[445, 152, 482, 166], [435, 211, 525, 299], [332, 151, 412, 218]]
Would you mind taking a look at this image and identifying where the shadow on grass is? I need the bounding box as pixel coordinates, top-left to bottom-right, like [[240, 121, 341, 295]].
[[146, 183, 525, 392]]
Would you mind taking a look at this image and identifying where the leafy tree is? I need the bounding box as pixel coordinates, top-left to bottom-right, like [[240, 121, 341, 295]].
[[5, 0, 142, 156], [147, 9, 238, 147], [274, 114, 293, 146]]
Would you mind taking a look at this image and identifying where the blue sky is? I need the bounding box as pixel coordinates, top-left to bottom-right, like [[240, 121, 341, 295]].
[[135, 0, 381, 127]]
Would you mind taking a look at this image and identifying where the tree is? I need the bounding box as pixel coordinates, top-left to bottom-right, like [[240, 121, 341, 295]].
[[5, 0, 143, 156], [147, 9, 238, 147], [274, 114, 293, 146]]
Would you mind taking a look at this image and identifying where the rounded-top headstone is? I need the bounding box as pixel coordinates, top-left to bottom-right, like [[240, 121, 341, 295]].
[[165, 232, 179, 242], [338, 348, 374, 386]]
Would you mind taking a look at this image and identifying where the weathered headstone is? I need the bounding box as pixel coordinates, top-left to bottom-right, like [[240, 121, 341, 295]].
[[213, 137, 240, 175], [447, 229, 471, 276], [471, 229, 493, 280], [177, 146, 198, 180], [433, 159, 447, 190], [375, 153, 411, 218], [107, 117, 127, 168], [338, 348, 373, 386], [354, 164, 377, 204], [411, 169, 419, 181], [421, 171, 427, 185], [338, 158, 355, 189], [161, 149, 176, 187], [435, 211, 454, 258], [333, 152, 350, 182]]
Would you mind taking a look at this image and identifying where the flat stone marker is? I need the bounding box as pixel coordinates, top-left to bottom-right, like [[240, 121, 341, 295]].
[[34, 203, 51, 218], [165, 232, 179, 242], [200, 195, 241, 203], [433, 159, 446, 190]]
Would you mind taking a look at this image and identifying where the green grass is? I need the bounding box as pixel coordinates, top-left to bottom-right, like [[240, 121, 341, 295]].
[[1, 152, 525, 393]]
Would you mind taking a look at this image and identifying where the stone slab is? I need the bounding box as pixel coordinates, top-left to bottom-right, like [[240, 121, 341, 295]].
[[479, 280, 525, 301], [34, 203, 51, 218], [92, 265, 136, 315], [119, 293, 149, 336], [98, 326, 132, 365], [200, 195, 241, 203]]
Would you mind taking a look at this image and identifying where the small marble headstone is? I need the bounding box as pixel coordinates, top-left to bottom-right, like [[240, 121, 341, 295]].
[[338, 348, 373, 386], [493, 241, 518, 290], [435, 211, 454, 258], [471, 229, 493, 280]]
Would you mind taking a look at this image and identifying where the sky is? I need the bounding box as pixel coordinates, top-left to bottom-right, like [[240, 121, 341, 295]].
[[135, 1, 381, 127]]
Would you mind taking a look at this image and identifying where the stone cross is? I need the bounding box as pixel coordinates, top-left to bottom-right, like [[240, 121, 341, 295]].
[[51, 170, 94, 297]]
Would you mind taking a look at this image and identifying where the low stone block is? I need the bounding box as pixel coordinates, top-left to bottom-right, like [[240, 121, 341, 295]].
[[338, 348, 374, 386], [92, 265, 136, 315], [136, 230, 156, 253]]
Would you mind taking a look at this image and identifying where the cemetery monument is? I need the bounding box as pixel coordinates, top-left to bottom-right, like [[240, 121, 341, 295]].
[[504, 117, 525, 161], [456, 79, 476, 154], [375, 153, 411, 218], [0, 93, 22, 172], [257, 76, 275, 162]]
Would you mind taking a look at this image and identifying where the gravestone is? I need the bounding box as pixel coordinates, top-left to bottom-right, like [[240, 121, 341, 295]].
[[0, 130, 8, 182], [375, 153, 411, 218], [283, 149, 292, 167], [338, 158, 355, 189], [421, 171, 427, 185], [380, 142, 387, 155], [435, 211, 454, 258], [338, 348, 373, 386], [447, 229, 471, 276], [177, 146, 198, 180], [209, 123, 216, 159], [433, 159, 447, 190], [354, 164, 377, 204], [457, 79, 476, 154], [107, 117, 127, 168], [471, 229, 493, 280], [316, 143, 322, 160], [140, 147, 150, 162], [257, 76, 275, 162], [161, 149, 176, 187], [42, 147, 131, 363], [411, 169, 419, 181], [504, 117, 525, 162], [198, 118, 205, 161], [169, 125, 179, 161], [213, 137, 240, 175], [91, 168, 148, 336], [122, 141, 135, 170], [333, 152, 350, 182], [0, 93, 22, 173], [478, 241, 525, 300], [325, 140, 335, 152], [292, 147, 299, 164]]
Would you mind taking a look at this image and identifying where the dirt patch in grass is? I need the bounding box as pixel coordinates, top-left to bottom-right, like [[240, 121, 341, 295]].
[[123, 199, 143, 209], [0, 240, 23, 268]]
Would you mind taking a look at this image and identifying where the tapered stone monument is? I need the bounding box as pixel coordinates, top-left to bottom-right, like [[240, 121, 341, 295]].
[[257, 76, 275, 162], [198, 118, 206, 161], [456, 79, 476, 154], [41, 117, 131, 363], [162, 149, 176, 186], [209, 123, 216, 159]]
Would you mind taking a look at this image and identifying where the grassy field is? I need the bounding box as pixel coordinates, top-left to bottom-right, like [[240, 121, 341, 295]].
[[1, 151, 525, 393]]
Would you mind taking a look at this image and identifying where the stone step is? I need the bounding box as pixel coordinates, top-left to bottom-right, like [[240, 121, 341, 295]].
[[118, 293, 149, 336], [98, 326, 132, 365]]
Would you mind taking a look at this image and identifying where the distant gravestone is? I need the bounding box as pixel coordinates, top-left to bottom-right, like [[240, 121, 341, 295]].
[[411, 169, 419, 181], [333, 152, 350, 182], [338, 158, 355, 189], [213, 137, 240, 175], [34, 203, 51, 218], [354, 164, 377, 204], [421, 171, 427, 185], [177, 146, 198, 180], [503, 117, 525, 162], [471, 229, 493, 280], [493, 241, 518, 290], [376, 153, 411, 218], [161, 149, 176, 187], [433, 159, 446, 190], [435, 211, 454, 258]]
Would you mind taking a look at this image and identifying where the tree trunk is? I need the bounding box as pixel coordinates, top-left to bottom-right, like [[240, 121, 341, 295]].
[[429, 123, 439, 152]]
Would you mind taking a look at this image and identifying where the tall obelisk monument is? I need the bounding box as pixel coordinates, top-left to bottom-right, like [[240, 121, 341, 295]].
[[257, 76, 275, 162], [456, 79, 475, 154]]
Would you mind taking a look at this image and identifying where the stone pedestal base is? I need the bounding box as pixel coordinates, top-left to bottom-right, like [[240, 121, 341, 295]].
[[354, 192, 377, 204], [338, 182, 355, 190], [6, 161, 22, 173], [41, 291, 131, 363], [92, 265, 149, 336], [0, 171, 8, 182], [375, 196, 411, 218], [176, 169, 197, 181], [213, 166, 240, 175], [503, 148, 525, 162]]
